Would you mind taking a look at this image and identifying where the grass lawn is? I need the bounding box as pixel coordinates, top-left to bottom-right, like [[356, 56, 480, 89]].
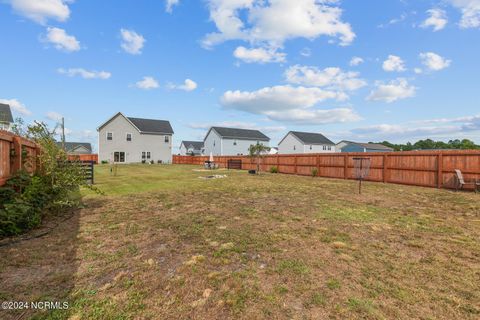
[[1, 164, 479, 319]]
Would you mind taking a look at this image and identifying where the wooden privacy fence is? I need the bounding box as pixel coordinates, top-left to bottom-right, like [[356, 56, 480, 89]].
[[67, 154, 98, 164], [173, 150, 480, 190], [0, 130, 39, 186]]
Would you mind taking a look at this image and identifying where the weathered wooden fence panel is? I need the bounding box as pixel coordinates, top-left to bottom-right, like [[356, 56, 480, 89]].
[[173, 150, 480, 190], [0, 130, 39, 186]]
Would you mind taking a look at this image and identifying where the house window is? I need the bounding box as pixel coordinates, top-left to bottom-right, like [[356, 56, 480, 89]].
[[233, 140, 237, 146], [310, 145, 312, 150], [293, 146, 296, 150], [328, 146, 331, 151], [147, 152, 151, 159], [126, 133, 132, 141], [107, 132, 113, 141], [142, 152, 146, 159], [213, 141, 216, 147], [164, 136, 169, 143], [323, 146, 326, 151], [114, 152, 125, 163]]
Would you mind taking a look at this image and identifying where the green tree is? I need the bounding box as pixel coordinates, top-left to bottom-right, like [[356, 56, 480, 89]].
[[248, 143, 271, 174]]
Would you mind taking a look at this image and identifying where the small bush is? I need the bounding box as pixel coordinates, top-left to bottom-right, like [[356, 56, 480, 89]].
[[269, 166, 279, 173], [101, 160, 108, 164], [311, 168, 319, 177]]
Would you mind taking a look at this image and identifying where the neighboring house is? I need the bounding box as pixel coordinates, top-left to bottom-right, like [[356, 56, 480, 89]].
[[336, 141, 394, 153], [56, 142, 93, 155], [0, 103, 13, 131], [269, 147, 279, 155], [179, 141, 205, 155], [97, 112, 174, 164], [203, 127, 270, 156], [278, 131, 336, 154]]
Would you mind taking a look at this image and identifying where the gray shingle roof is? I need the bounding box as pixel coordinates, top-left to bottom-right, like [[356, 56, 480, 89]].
[[182, 141, 204, 150], [210, 127, 270, 141], [340, 141, 393, 151], [128, 117, 174, 134], [56, 142, 93, 153], [0, 103, 13, 123], [289, 131, 335, 145]]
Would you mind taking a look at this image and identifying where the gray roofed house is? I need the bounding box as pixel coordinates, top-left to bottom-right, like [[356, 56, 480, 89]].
[[0, 103, 13, 130], [278, 131, 336, 154], [336, 141, 393, 153], [179, 141, 205, 156], [57, 142, 93, 155], [97, 112, 174, 164], [208, 127, 270, 141], [203, 126, 270, 156]]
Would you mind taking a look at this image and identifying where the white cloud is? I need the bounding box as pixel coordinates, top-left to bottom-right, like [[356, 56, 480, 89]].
[[0, 98, 32, 116], [46, 111, 63, 121], [300, 47, 312, 57], [448, 0, 480, 28], [9, 0, 72, 24], [166, 0, 180, 13], [382, 55, 406, 72], [233, 46, 286, 63], [43, 27, 80, 52], [350, 56, 364, 66], [367, 78, 416, 103], [134, 76, 159, 90], [202, 0, 355, 50], [220, 85, 360, 125], [351, 114, 480, 140], [120, 29, 145, 55], [419, 52, 451, 71], [169, 79, 198, 91], [421, 9, 448, 31], [57, 68, 111, 79], [285, 65, 367, 92]]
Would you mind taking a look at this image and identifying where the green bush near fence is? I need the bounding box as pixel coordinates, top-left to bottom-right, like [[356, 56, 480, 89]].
[[0, 121, 90, 237]]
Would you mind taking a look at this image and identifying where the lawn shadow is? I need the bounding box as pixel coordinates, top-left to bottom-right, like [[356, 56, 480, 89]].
[[0, 206, 83, 320]]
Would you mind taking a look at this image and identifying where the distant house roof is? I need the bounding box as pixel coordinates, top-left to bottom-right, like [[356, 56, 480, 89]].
[[339, 141, 393, 151], [280, 131, 335, 145], [182, 141, 204, 150], [97, 112, 174, 135], [208, 127, 270, 141], [56, 142, 93, 153], [0, 103, 13, 123]]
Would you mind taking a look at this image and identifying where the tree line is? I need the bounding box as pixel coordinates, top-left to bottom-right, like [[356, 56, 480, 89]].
[[376, 139, 480, 151]]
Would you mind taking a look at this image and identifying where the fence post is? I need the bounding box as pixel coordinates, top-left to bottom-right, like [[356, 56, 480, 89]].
[[437, 153, 443, 188], [344, 154, 348, 179], [12, 136, 22, 174], [383, 154, 388, 183], [294, 155, 298, 174]]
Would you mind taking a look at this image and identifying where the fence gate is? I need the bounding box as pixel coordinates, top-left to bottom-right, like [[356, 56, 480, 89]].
[[227, 159, 242, 170], [79, 160, 94, 185]]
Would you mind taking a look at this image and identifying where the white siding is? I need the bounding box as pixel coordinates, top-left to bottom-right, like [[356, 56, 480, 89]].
[[278, 133, 336, 154], [179, 143, 187, 155], [203, 130, 222, 156], [278, 133, 303, 154], [222, 138, 269, 156], [98, 114, 172, 164]]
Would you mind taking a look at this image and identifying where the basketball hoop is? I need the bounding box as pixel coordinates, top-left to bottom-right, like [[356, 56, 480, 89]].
[[353, 157, 371, 194]]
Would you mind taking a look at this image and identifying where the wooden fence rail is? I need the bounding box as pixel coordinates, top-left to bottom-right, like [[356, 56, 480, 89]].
[[173, 150, 480, 190], [0, 130, 40, 186]]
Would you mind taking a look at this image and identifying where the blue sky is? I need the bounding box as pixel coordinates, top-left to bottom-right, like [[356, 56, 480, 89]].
[[1, 0, 480, 152]]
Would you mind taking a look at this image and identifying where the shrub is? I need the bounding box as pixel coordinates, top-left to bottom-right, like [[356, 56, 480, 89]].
[[101, 160, 108, 164], [311, 168, 319, 177], [270, 166, 279, 173], [0, 121, 94, 237]]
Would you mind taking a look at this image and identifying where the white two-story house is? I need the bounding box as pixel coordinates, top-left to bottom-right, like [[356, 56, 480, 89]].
[[97, 112, 174, 164], [203, 126, 270, 156], [0, 103, 13, 131], [278, 131, 336, 154], [179, 141, 205, 156]]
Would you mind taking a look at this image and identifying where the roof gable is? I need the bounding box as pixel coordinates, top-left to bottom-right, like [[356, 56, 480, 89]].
[[339, 141, 393, 151], [0, 103, 13, 123], [280, 131, 335, 146], [97, 112, 174, 135], [56, 142, 93, 153], [207, 127, 270, 141], [182, 141, 204, 150]]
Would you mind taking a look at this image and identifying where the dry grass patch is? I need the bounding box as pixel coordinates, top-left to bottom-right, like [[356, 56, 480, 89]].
[[0, 164, 479, 319]]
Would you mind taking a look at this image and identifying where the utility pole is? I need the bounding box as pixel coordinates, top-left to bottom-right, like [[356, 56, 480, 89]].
[[61, 117, 66, 150]]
